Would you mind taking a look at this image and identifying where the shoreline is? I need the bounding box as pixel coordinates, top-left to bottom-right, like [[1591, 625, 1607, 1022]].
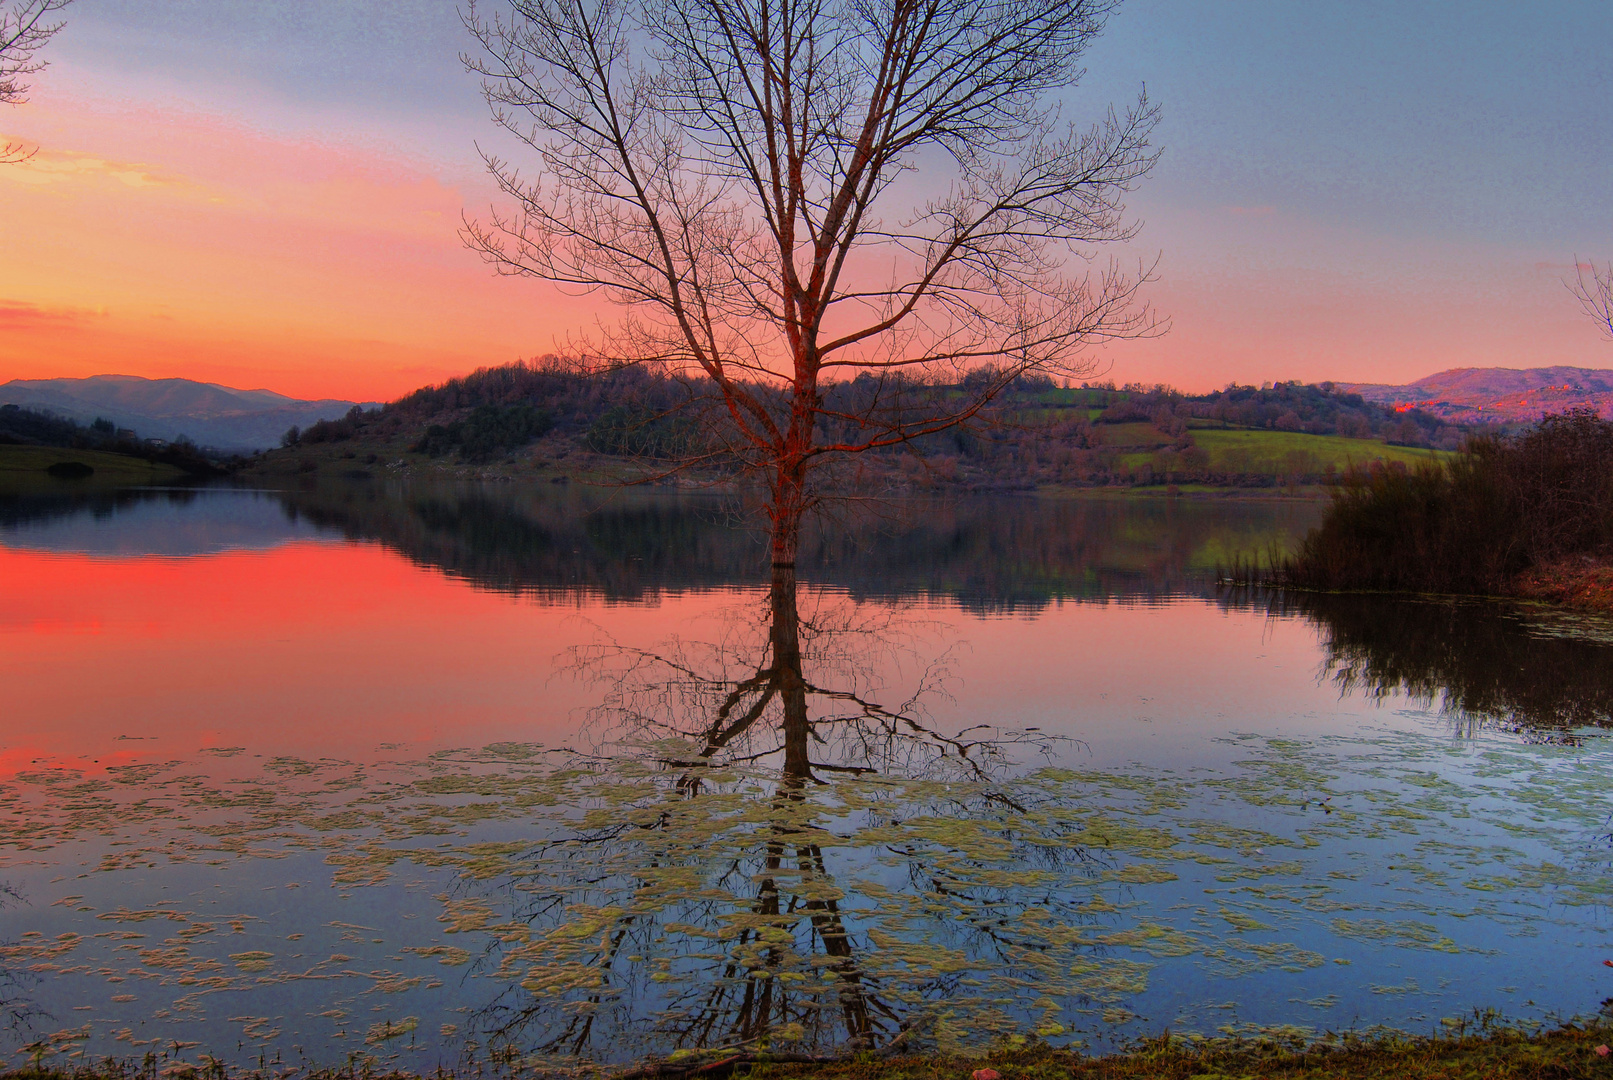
[[1511, 560, 1613, 616], [6, 1021, 1613, 1080]]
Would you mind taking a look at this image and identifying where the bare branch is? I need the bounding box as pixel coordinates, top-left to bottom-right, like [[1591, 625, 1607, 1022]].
[[0, 0, 70, 162], [1571, 257, 1613, 342]]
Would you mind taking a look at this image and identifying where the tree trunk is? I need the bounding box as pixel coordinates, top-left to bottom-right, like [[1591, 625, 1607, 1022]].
[[770, 461, 808, 566], [770, 558, 810, 785]]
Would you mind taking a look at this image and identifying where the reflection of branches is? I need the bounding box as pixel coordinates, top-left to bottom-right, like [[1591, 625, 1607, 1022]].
[[467, 570, 1094, 1058], [0, 882, 42, 1035], [567, 577, 1052, 786]]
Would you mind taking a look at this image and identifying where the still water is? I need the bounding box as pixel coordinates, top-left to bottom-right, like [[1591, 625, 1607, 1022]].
[[2, 481, 1612, 1071]]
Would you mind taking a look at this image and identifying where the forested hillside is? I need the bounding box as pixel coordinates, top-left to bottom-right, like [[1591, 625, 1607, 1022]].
[[264, 359, 1464, 490]]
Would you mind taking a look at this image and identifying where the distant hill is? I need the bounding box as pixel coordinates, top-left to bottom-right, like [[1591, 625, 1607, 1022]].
[[1338, 366, 1613, 424], [0, 374, 380, 450]]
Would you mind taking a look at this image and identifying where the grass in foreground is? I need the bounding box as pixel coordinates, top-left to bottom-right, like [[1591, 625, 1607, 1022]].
[[767, 1024, 1613, 1080], [7, 1022, 1613, 1080]]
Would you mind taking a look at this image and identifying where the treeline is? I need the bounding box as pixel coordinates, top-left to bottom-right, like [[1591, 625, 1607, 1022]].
[[1112, 380, 1462, 446], [1279, 409, 1613, 595], [276, 359, 1467, 488], [0, 404, 233, 476]]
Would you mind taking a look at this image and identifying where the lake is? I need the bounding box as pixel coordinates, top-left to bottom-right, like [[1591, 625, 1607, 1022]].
[[3, 480, 1612, 1072]]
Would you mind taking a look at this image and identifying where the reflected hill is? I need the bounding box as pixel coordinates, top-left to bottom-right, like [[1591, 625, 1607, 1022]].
[[1229, 590, 1613, 737], [0, 486, 324, 557], [8, 480, 1318, 606], [270, 480, 1319, 610]]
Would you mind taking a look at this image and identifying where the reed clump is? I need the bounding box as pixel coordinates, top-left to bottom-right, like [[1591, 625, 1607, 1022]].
[[1278, 409, 1613, 604]]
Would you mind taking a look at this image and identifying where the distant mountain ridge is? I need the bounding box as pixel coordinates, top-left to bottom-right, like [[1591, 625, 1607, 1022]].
[[1338, 366, 1613, 424], [0, 375, 380, 450]]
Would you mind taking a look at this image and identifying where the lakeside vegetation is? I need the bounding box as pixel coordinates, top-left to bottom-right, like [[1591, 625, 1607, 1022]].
[[1274, 409, 1613, 611], [5, 1020, 1613, 1080], [235, 479, 1320, 609]]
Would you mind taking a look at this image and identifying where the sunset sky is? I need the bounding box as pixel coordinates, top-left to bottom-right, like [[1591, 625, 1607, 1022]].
[[2, 0, 1610, 402]]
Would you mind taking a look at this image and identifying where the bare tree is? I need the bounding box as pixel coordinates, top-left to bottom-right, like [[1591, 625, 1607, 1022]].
[[462, 0, 1159, 563], [1572, 257, 1613, 341], [1, 0, 71, 162]]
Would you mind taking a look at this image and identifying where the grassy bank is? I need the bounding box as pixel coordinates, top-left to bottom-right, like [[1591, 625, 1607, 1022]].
[[752, 1024, 1613, 1080], [6, 1022, 1613, 1080], [1186, 428, 1447, 475], [1273, 410, 1613, 611], [0, 444, 188, 490]]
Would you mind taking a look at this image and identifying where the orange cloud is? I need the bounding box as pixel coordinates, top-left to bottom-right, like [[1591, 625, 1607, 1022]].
[[5, 90, 1606, 403], [0, 298, 105, 329], [0, 143, 191, 191]]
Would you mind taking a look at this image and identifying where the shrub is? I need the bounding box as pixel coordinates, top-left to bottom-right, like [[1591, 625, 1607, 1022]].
[[412, 403, 554, 462], [301, 406, 376, 444], [584, 406, 695, 459], [1284, 409, 1613, 593]]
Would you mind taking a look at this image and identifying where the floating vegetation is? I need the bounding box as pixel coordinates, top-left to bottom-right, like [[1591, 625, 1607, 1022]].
[[0, 714, 1610, 1070]]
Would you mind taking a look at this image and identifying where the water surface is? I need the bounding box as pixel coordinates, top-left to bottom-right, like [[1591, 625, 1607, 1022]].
[[2, 481, 1611, 1071]]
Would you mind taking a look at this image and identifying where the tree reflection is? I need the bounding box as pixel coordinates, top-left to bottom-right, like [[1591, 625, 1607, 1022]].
[[1234, 590, 1613, 739], [470, 566, 1093, 1059], [0, 882, 40, 1036]]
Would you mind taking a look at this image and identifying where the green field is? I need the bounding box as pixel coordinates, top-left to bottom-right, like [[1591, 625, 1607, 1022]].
[[1095, 420, 1172, 447], [0, 444, 187, 488], [1196, 428, 1447, 470], [1114, 427, 1450, 477]]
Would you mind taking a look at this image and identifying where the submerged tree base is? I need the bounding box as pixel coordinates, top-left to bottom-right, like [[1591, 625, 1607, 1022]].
[[9, 1021, 1613, 1080]]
